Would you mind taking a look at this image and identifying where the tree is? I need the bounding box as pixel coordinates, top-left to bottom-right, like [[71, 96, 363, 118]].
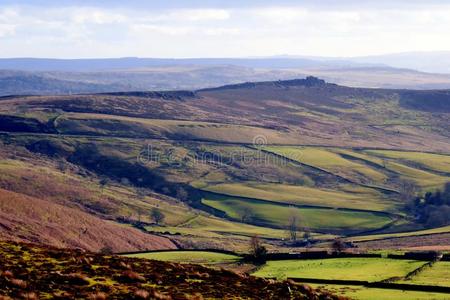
[[137, 207, 143, 223], [136, 188, 148, 200], [332, 238, 346, 254], [56, 159, 67, 172], [303, 230, 312, 243], [150, 207, 165, 225], [398, 179, 419, 202], [100, 245, 113, 255], [99, 177, 109, 194], [239, 207, 254, 223], [249, 235, 267, 264], [176, 187, 188, 202], [286, 212, 300, 241]]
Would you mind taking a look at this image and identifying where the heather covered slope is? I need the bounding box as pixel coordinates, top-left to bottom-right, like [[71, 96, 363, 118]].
[[0, 77, 449, 247], [1, 77, 448, 151], [0, 188, 176, 252], [0, 241, 344, 299]]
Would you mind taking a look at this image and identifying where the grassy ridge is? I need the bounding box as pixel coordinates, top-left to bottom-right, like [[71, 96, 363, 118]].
[[56, 112, 300, 144]]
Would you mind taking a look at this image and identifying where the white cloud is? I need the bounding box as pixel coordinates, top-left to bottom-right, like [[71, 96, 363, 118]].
[[169, 9, 230, 22], [255, 7, 308, 23], [71, 9, 127, 25], [1, 4, 450, 58], [0, 24, 15, 37], [131, 24, 193, 36]]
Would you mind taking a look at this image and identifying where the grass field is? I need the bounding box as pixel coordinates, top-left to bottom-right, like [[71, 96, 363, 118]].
[[202, 193, 393, 232], [124, 251, 240, 265], [263, 146, 389, 183], [348, 225, 450, 242], [364, 150, 450, 174], [253, 258, 425, 281], [147, 214, 314, 239], [264, 146, 450, 190], [398, 261, 450, 287], [203, 182, 395, 212], [310, 284, 450, 300]]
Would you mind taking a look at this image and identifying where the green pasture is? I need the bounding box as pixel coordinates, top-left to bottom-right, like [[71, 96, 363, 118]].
[[310, 284, 450, 300], [348, 225, 450, 242], [203, 182, 395, 212], [253, 258, 425, 281], [398, 261, 450, 287], [124, 251, 240, 265], [202, 193, 393, 232]]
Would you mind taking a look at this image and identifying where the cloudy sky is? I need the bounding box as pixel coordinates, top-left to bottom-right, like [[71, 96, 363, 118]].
[[1, 0, 450, 58]]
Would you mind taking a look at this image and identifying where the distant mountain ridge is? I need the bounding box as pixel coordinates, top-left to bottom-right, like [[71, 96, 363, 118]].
[[0, 57, 365, 72], [1, 55, 450, 96]]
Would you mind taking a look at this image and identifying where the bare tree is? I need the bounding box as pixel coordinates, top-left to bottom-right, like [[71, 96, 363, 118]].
[[137, 207, 143, 223], [332, 238, 346, 254], [381, 158, 388, 169], [176, 187, 188, 201], [303, 230, 312, 243], [99, 177, 109, 194], [56, 159, 67, 173], [286, 211, 300, 241], [136, 188, 148, 200], [249, 235, 267, 264], [398, 179, 419, 202], [239, 207, 254, 223]]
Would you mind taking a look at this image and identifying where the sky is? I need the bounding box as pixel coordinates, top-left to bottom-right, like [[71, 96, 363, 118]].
[[1, 0, 450, 58]]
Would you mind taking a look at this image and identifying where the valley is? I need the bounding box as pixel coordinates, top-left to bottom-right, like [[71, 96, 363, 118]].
[[0, 77, 449, 299]]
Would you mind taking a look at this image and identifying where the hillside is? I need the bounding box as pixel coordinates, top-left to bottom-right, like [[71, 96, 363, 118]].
[[0, 240, 344, 299], [1, 77, 448, 150], [0, 188, 175, 252], [0, 77, 449, 252]]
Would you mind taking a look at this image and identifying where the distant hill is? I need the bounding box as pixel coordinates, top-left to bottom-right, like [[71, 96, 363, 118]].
[[0, 70, 124, 96], [2, 63, 450, 96], [349, 51, 450, 74], [0, 57, 362, 72]]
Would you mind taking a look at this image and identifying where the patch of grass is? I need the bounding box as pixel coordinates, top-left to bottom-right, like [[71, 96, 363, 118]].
[[203, 182, 394, 212], [202, 193, 392, 232], [310, 284, 450, 300], [124, 251, 240, 265], [253, 258, 424, 281], [263, 146, 389, 184], [347, 225, 450, 242], [364, 150, 450, 174], [398, 261, 450, 287], [148, 214, 334, 240], [384, 161, 448, 190]]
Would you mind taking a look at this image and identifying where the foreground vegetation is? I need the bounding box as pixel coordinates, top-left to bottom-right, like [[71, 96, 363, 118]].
[[0, 241, 344, 299]]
